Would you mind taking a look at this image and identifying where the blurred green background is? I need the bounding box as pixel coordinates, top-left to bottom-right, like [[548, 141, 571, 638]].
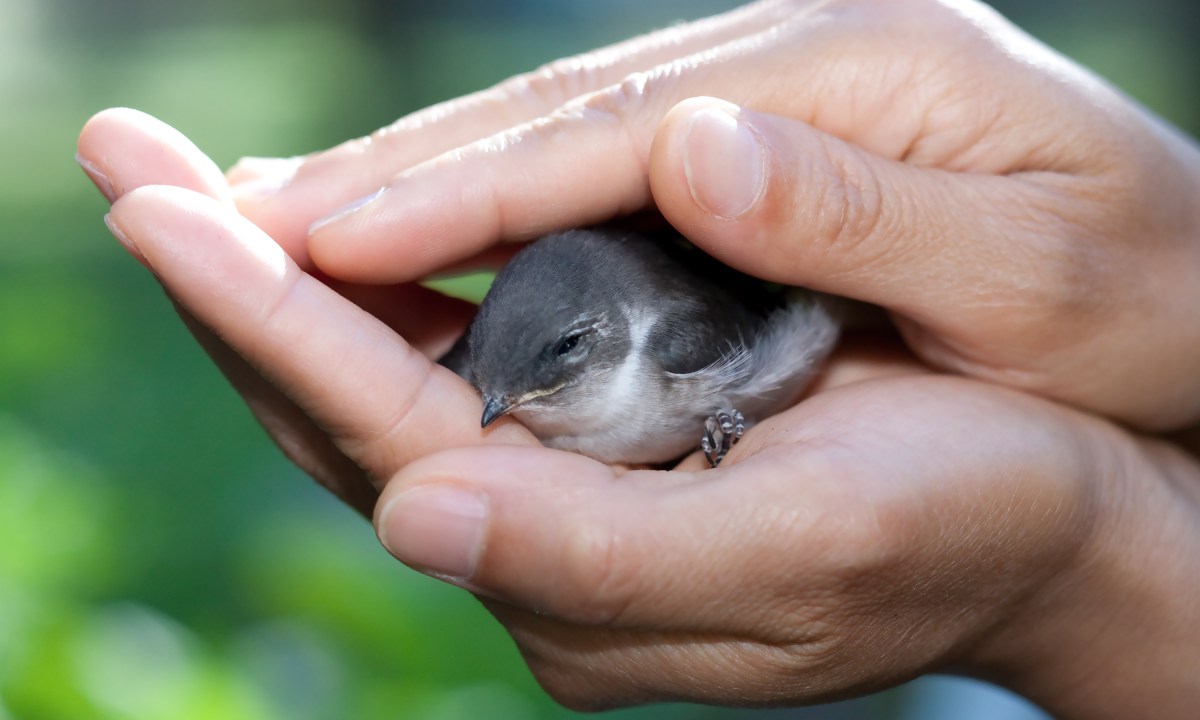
[[1, 0, 1196, 718]]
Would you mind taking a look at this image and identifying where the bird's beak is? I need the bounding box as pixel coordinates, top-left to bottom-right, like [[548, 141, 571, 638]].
[[480, 394, 514, 428]]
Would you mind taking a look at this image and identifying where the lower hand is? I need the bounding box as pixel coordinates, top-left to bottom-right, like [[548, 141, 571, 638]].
[[372, 365, 1200, 716], [231, 0, 1200, 432]]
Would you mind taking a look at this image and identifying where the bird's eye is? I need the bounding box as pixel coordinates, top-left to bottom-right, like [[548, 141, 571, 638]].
[[556, 334, 580, 356]]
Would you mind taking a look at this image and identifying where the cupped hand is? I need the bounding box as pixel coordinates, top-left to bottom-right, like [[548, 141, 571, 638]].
[[235, 0, 1200, 431], [372, 362, 1200, 715], [80, 110, 1200, 717], [373, 368, 1200, 717], [77, 108, 512, 516]]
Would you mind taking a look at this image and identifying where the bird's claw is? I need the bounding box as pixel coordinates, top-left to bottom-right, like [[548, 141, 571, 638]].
[[702, 409, 745, 467]]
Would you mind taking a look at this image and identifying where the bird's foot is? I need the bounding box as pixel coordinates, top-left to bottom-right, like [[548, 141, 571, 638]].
[[701, 409, 745, 467]]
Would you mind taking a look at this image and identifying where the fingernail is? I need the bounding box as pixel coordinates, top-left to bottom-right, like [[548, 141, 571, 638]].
[[683, 107, 766, 220], [228, 156, 302, 200], [104, 213, 151, 269], [377, 485, 487, 580], [307, 187, 387, 235], [76, 153, 117, 203]]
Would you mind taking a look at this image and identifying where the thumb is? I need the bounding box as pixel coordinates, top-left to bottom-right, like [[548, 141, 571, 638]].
[[647, 97, 1057, 327], [373, 446, 799, 630]]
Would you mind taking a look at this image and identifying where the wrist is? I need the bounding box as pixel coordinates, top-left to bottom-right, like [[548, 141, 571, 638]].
[[969, 423, 1200, 718]]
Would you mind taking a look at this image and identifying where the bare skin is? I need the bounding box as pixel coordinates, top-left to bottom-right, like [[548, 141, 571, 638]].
[[229, 0, 1200, 432], [76, 0, 1200, 715]]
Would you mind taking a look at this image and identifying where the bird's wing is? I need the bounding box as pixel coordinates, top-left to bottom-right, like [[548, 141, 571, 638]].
[[737, 290, 842, 400], [663, 290, 841, 413], [664, 342, 755, 401]]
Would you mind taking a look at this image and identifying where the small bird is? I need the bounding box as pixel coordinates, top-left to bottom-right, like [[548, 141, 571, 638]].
[[440, 226, 841, 467]]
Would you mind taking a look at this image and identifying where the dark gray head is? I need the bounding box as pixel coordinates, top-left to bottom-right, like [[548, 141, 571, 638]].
[[469, 229, 638, 427]]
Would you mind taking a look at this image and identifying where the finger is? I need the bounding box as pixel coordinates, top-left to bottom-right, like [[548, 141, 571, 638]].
[[78, 108, 477, 505], [225, 155, 304, 187], [76, 107, 480, 359], [333, 281, 476, 360], [303, 64, 742, 283], [301, 4, 943, 284], [304, 2, 1099, 287], [79, 108, 382, 509], [107, 186, 535, 483], [231, 0, 788, 260], [77, 107, 233, 208], [377, 377, 1104, 708], [648, 97, 1085, 343], [372, 442, 863, 634], [176, 308, 379, 516]]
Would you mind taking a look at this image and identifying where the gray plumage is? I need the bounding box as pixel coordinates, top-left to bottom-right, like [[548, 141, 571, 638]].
[[441, 226, 841, 466]]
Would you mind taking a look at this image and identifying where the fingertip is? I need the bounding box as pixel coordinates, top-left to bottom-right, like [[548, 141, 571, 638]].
[[375, 483, 490, 580], [652, 97, 892, 294], [374, 446, 622, 591], [678, 98, 767, 221], [650, 97, 774, 272], [103, 210, 148, 269], [77, 107, 233, 206]]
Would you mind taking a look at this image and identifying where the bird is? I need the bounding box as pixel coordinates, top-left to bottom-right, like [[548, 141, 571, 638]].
[[439, 225, 842, 467]]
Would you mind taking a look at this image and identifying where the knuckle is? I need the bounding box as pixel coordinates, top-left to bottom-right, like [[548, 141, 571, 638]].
[[558, 512, 638, 626], [530, 56, 602, 104], [543, 68, 668, 179], [571, 66, 673, 144], [333, 348, 431, 473], [802, 136, 888, 267], [497, 63, 579, 116], [497, 51, 620, 117], [577, 70, 654, 120]]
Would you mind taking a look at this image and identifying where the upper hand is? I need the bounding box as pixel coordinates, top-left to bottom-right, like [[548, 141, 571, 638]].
[[233, 0, 1200, 431]]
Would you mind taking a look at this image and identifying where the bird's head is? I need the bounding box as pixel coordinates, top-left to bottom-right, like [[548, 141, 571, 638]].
[[467, 231, 634, 428]]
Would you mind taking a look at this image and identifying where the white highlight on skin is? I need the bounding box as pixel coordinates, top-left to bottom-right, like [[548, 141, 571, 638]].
[[307, 187, 387, 235], [246, 236, 289, 281], [229, 212, 290, 281]]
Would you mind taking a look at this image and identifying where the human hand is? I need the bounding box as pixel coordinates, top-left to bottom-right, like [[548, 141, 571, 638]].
[[76, 108, 508, 516], [233, 0, 1200, 432], [81, 110, 1200, 717], [371, 367, 1200, 717]]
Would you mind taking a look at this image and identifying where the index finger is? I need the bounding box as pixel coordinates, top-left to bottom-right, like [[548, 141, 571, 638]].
[[230, 1, 788, 264]]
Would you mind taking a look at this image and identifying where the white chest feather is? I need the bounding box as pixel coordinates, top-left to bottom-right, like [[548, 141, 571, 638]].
[[513, 293, 841, 465], [512, 307, 689, 463]]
